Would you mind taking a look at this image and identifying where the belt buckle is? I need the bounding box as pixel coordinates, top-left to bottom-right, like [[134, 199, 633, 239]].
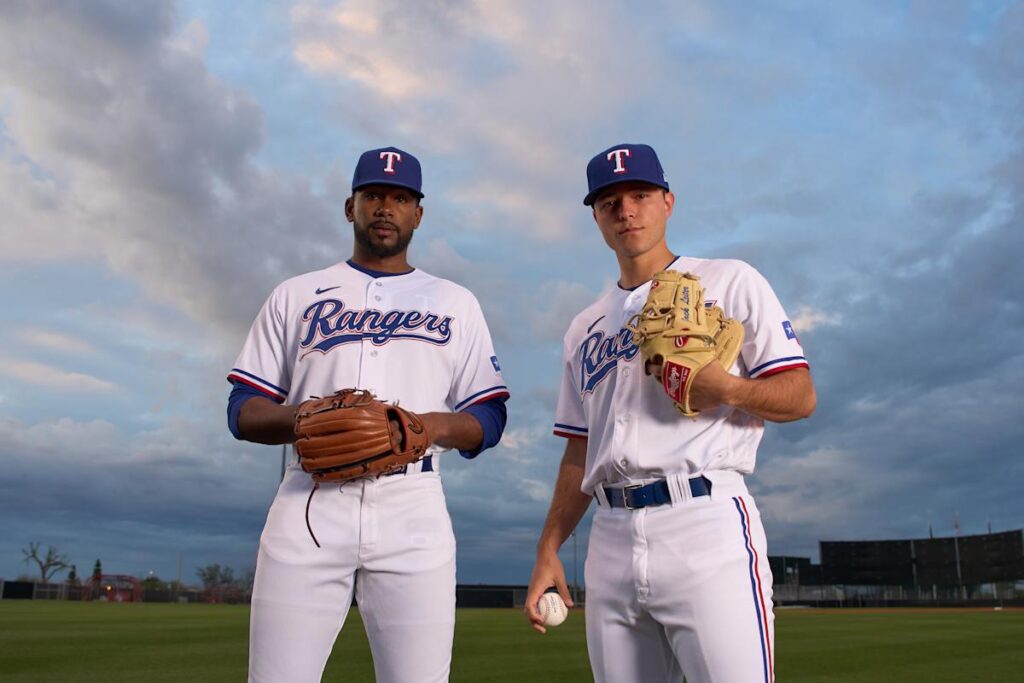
[[621, 483, 642, 510]]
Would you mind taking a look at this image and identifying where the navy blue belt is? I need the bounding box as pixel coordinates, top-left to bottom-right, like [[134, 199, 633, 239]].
[[603, 475, 711, 510], [384, 454, 433, 477]]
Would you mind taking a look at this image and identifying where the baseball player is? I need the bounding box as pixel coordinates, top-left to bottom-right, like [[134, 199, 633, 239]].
[[524, 143, 815, 682], [227, 147, 510, 683]]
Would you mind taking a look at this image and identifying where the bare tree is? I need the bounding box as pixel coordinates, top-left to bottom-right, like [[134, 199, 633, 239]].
[[22, 542, 69, 582], [238, 567, 256, 592], [196, 563, 236, 588]]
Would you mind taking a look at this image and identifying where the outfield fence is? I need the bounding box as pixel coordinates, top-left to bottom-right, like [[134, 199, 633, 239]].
[[2, 580, 214, 603], [773, 581, 1024, 607], [6, 578, 1022, 608]]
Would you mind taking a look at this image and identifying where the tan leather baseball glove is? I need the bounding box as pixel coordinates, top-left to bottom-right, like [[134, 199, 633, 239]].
[[294, 389, 430, 483], [626, 270, 744, 417]]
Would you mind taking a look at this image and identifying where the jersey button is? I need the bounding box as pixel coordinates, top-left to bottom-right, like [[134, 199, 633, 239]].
[[370, 350, 378, 357], [375, 281, 383, 287], [375, 295, 382, 301]]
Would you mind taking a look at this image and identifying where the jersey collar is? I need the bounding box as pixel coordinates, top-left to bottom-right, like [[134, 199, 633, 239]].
[[346, 259, 416, 279], [616, 254, 681, 291]]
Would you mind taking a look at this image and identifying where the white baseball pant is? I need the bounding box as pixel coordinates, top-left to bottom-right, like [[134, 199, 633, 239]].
[[249, 465, 456, 683], [585, 472, 774, 683]]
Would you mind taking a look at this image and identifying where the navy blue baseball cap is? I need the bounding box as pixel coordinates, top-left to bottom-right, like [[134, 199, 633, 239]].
[[583, 143, 669, 206], [352, 146, 424, 198]]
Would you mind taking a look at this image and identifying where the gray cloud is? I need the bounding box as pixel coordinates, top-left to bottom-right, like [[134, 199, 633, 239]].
[[0, 0, 341, 337], [1, 0, 1021, 582]]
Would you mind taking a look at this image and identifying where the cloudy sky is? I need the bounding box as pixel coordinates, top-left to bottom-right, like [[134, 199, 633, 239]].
[[1, 0, 1021, 586]]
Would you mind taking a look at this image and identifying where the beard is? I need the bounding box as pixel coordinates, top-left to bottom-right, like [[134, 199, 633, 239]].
[[354, 221, 415, 258]]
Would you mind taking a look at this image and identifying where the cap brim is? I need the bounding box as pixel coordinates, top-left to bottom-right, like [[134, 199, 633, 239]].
[[583, 179, 668, 206], [352, 179, 424, 199]]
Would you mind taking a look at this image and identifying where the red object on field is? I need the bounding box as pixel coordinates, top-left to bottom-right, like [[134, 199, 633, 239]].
[[84, 574, 142, 602]]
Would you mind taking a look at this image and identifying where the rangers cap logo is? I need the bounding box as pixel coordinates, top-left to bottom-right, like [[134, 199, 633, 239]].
[[607, 148, 631, 174], [379, 150, 402, 175]]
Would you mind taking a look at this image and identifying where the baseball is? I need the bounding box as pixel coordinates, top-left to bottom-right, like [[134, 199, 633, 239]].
[[537, 592, 568, 627]]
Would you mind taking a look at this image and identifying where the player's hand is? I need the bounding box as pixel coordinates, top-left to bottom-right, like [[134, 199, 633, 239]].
[[524, 551, 573, 634], [645, 360, 739, 412], [688, 361, 741, 411]]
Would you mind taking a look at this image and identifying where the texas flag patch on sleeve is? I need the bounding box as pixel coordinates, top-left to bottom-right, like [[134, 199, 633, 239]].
[[782, 321, 798, 341]]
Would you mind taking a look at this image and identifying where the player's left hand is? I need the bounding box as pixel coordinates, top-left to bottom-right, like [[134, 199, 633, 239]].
[[645, 360, 739, 413]]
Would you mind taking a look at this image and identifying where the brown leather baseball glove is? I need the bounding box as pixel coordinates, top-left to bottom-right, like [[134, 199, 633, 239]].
[[293, 389, 430, 483]]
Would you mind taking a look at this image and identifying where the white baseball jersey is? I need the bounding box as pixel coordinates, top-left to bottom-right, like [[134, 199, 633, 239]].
[[554, 256, 808, 493], [229, 260, 509, 462]]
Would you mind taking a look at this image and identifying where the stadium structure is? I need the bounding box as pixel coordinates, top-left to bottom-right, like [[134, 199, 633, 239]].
[[771, 529, 1024, 607]]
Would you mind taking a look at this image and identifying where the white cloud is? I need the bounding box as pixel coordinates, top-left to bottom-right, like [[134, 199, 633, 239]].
[[17, 328, 95, 355], [790, 305, 841, 332], [518, 478, 552, 503], [0, 357, 117, 392], [288, 0, 669, 240], [496, 425, 545, 454]]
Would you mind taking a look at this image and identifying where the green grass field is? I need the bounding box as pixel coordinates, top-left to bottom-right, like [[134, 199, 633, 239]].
[[1, 602, 1021, 681]]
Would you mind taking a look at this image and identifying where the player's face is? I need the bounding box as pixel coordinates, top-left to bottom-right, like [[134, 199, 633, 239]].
[[346, 185, 424, 259], [591, 182, 674, 259]]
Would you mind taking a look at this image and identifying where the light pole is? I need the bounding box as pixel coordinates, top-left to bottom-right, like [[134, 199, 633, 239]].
[[572, 529, 578, 605]]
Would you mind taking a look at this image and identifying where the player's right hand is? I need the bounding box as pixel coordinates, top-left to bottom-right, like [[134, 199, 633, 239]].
[[523, 551, 573, 634]]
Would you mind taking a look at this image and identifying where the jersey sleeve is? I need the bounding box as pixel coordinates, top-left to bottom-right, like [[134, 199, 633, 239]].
[[553, 336, 587, 439], [448, 297, 509, 412], [226, 287, 292, 403], [732, 265, 810, 379]]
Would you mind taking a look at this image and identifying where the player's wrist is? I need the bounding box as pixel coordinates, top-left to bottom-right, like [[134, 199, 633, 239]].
[[719, 374, 744, 408], [535, 536, 563, 558], [419, 412, 446, 446]]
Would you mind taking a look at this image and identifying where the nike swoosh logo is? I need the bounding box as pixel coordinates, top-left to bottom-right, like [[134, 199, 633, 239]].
[[315, 286, 340, 295]]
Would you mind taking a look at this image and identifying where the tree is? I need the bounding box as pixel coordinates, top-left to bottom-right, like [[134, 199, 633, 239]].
[[238, 567, 256, 592], [92, 559, 102, 582], [21, 542, 69, 582], [67, 564, 78, 585], [196, 564, 235, 588], [141, 573, 163, 591], [196, 564, 242, 604]]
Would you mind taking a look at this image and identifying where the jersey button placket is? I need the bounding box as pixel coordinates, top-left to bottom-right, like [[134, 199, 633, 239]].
[[370, 282, 384, 358], [359, 280, 379, 389], [613, 354, 636, 473], [614, 413, 630, 472]]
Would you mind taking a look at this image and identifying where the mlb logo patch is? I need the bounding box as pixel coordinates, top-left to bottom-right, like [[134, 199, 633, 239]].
[[490, 355, 501, 372], [782, 321, 797, 340]]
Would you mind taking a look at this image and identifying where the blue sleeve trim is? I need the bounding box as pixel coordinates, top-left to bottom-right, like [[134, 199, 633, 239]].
[[554, 422, 588, 435], [458, 396, 508, 459], [748, 356, 808, 377], [453, 384, 510, 411], [227, 367, 289, 399], [227, 381, 266, 440]]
